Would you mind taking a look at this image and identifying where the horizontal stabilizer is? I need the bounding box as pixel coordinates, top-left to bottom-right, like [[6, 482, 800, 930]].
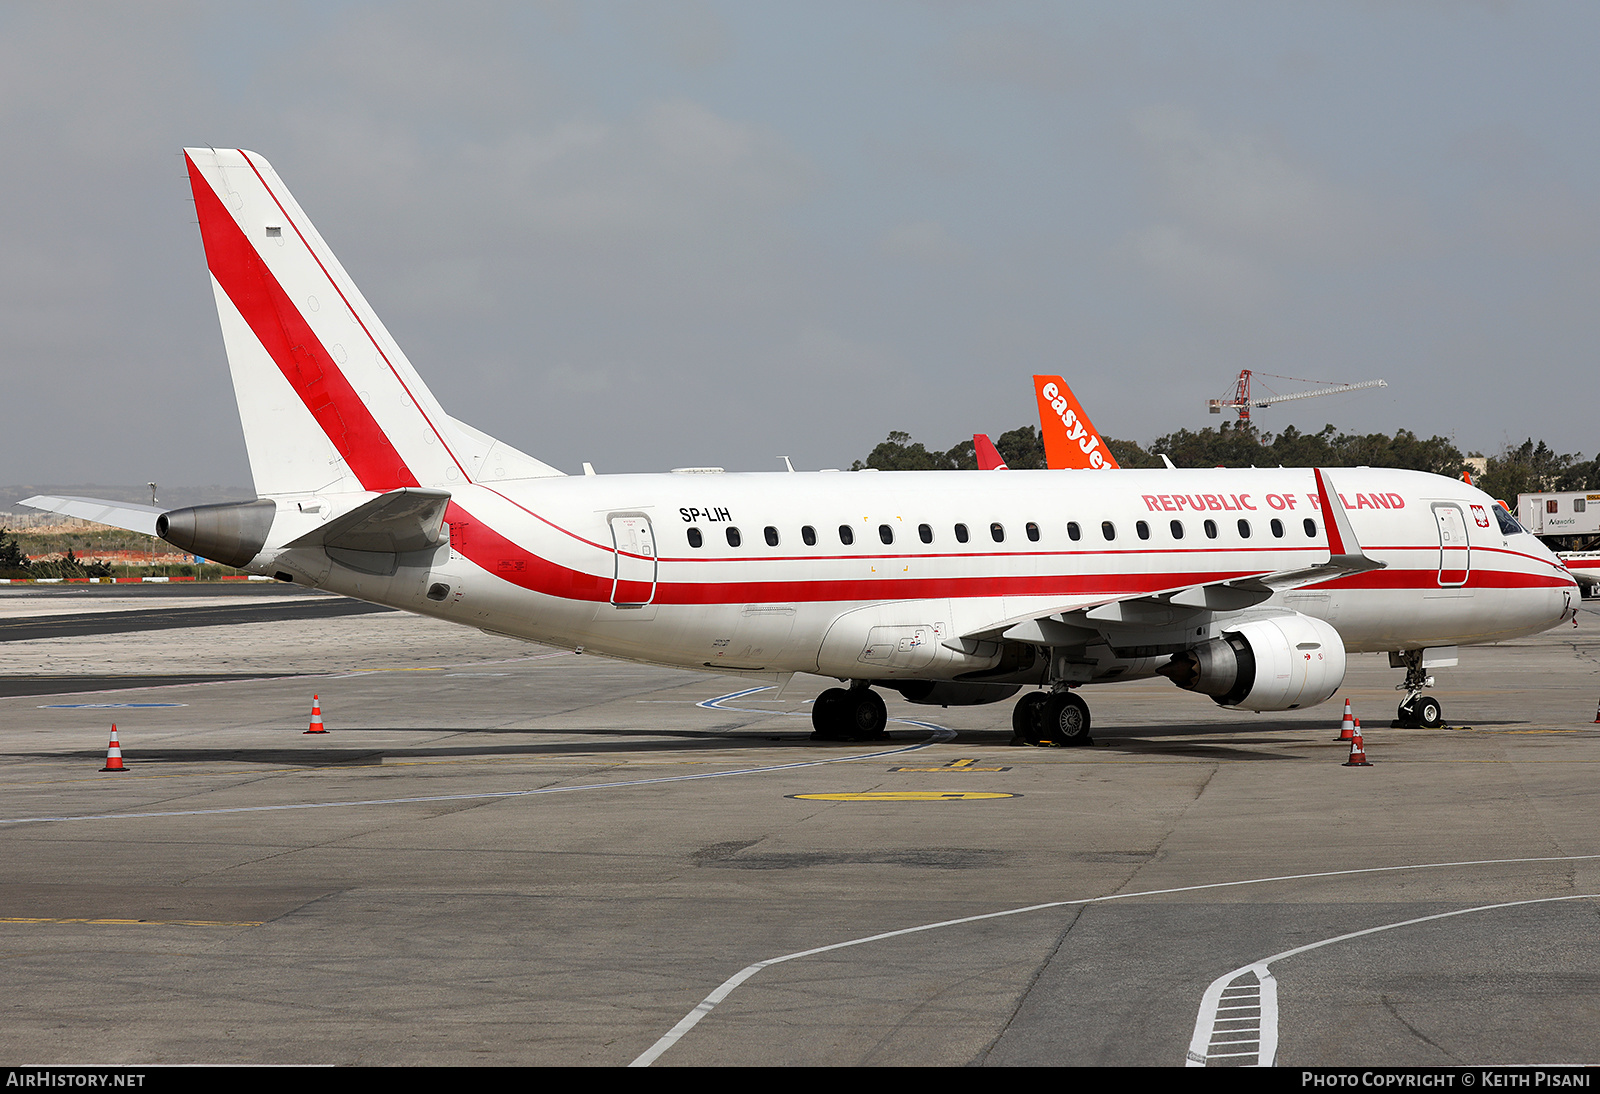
[[20, 495, 162, 536], [283, 488, 451, 553]]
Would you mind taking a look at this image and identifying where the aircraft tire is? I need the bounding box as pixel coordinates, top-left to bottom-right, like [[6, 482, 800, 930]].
[[1396, 698, 1419, 728], [1041, 691, 1092, 746], [1013, 692, 1048, 744], [811, 688, 852, 740], [1414, 696, 1444, 729], [844, 688, 888, 741]]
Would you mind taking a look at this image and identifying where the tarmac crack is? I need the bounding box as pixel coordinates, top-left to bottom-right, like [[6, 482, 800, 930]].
[[1379, 993, 1458, 1061], [967, 903, 1086, 1066]]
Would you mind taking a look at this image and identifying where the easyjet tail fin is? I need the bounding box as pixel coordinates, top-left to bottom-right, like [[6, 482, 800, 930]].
[[1032, 375, 1118, 470], [183, 147, 563, 499]]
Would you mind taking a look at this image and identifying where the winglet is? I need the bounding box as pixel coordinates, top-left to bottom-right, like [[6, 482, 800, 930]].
[[974, 433, 1008, 471], [1313, 468, 1382, 572]]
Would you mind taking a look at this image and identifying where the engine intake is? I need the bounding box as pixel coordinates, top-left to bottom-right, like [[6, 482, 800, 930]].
[[1158, 614, 1346, 711]]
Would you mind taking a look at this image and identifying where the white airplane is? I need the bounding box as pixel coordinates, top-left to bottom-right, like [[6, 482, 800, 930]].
[[26, 148, 1581, 745]]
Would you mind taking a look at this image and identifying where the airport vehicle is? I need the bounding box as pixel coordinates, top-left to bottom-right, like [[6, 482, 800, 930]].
[[24, 149, 1581, 744], [1034, 376, 1119, 470], [1517, 490, 1600, 539]]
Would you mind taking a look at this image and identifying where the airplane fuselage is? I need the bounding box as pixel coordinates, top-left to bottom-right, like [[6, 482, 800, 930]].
[[261, 465, 1577, 688]]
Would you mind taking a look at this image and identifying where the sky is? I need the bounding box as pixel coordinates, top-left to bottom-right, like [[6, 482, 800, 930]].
[[2, 1, 1598, 488]]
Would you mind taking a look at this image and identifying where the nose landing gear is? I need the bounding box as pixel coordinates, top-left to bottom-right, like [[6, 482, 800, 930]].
[[1392, 650, 1445, 728]]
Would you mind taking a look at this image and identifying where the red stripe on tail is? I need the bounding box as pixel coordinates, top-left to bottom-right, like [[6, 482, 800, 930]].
[[185, 152, 418, 492]]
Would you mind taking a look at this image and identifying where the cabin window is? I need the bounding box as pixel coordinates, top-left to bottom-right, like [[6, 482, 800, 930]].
[[1066, 521, 1081, 541], [918, 523, 933, 544], [1270, 518, 1284, 538], [1547, 500, 1559, 514], [1237, 519, 1251, 539], [838, 524, 854, 546], [1025, 522, 1040, 542], [878, 524, 894, 545], [1204, 519, 1218, 539], [802, 525, 817, 546], [990, 523, 1005, 543], [954, 523, 969, 543], [687, 527, 703, 548], [1101, 521, 1116, 541], [764, 526, 780, 547], [1170, 520, 1184, 539], [1577, 499, 1588, 513], [726, 527, 742, 547], [1303, 518, 1317, 537], [1136, 520, 1150, 541]]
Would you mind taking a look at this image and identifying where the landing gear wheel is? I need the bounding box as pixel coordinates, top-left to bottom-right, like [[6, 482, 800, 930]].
[[1396, 698, 1417, 727], [1041, 691, 1092, 746], [1012, 692, 1048, 745], [811, 688, 852, 740], [845, 688, 889, 741], [811, 687, 888, 741], [1414, 696, 1444, 729]]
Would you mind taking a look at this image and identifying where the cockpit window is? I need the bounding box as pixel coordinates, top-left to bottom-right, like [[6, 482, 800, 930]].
[[1492, 503, 1523, 535]]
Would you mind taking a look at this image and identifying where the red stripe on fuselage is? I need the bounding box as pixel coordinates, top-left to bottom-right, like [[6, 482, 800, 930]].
[[185, 152, 417, 492], [445, 501, 1572, 605]]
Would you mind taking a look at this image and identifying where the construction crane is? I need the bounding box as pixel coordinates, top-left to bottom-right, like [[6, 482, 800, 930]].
[[1207, 370, 1387, 423]]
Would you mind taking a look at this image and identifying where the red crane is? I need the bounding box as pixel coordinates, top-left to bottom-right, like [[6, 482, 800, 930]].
[[1208, 370, 1387, 422]]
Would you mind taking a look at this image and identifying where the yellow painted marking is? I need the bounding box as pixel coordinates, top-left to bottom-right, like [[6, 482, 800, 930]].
[[0, 916, 262, 927], [790, 791, 1017, 802], [890, 755, 1012, 773]]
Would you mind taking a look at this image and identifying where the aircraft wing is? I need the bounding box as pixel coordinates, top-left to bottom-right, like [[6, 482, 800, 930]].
[[19, 495, 163, 536], [957, 468, 1384, 645]]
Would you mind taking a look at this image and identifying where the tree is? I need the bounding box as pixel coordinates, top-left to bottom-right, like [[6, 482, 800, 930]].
[[0, 528, 29, 575], [1475, 439, 1593, 502]]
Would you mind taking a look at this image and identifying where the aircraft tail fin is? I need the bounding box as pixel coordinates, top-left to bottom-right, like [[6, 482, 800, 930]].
[[183, 148, 563, 499], [1032, 375, 1118, 470], [973, 433, 1008, 471]]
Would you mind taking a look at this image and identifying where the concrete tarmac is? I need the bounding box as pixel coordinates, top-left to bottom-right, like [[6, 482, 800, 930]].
[[1, 592, 1597, 1066]]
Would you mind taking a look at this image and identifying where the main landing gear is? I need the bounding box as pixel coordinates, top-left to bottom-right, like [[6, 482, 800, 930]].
[[1012, 688, 1092, 747], [811, 685, 890, 742], [1393, 650, 1445, 729]]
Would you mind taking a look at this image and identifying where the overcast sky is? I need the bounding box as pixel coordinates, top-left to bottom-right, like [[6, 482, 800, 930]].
[[2, 1, 1597, 488]]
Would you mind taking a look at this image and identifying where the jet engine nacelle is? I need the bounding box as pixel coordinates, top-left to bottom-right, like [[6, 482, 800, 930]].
[[1158, 613, 1346, 711], [890, 681, 1023, 707], [156, 499, 276, 568]]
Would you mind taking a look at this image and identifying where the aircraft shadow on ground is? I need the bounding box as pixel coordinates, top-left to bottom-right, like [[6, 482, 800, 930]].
[[19, 720, 1330, 765]]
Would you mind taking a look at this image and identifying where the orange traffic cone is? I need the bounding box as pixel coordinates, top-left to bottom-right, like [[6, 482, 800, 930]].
[[1337, 698, 1355, 741], [304, 695, 328, 735], [1343, 719, 1372, 767], [100, 724, 127, 772]]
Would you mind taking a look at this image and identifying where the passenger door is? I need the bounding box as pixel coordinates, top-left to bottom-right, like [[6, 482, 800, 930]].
[[1432, 503, 1470, 587]]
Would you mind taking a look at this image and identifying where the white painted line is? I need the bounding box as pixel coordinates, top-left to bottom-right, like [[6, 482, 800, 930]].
[[0, 687, 954, 827], [1186, 893, 1600, 1067], [629, 855, 1600, 1067]]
